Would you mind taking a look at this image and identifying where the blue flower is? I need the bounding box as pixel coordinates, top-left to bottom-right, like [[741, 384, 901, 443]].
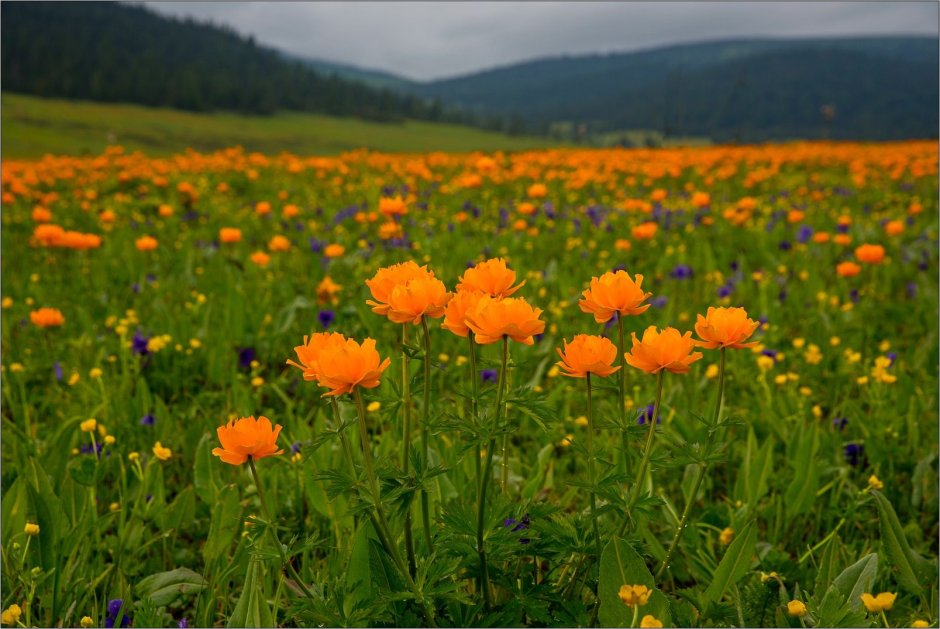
[[318, 310, 335, 329], [131, 332, 150, 356], [481, 369, 497, 383], [650, 296, 668, 309], [178, 619, 190, 629], [832, 417, 848, 431], [670, 264, 694, 280], [139, 413, 155, 426], [105, 599, 131, 628], [636, 404, 660, 425], [796, 225, 813, 243], [238, 347, 256, 370], [54, 362, 63, 381], [843, 443, 864, 467]]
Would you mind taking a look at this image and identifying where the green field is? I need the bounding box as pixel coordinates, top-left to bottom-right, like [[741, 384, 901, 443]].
[[1, 93, 555, 157]]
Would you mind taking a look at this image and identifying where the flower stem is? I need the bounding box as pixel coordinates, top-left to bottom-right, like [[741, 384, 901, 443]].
[[247, 457, 315, 599], [476, 336, 509, 609], [656, 347, 725, 578], [616, 314, 630, 473], [353, 390, 437, 627], [420, 318, 434, 552], [400, 325, 417, 577], [585, 374, 602, 560], [618, 368, 665, 537], [469, 334, 481, 498]]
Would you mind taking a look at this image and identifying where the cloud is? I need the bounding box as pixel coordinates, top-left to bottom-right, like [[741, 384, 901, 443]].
[[143, 1, 938, 81]]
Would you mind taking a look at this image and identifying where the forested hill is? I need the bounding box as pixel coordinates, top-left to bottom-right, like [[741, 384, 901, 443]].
[[0, 1, 456, 123]]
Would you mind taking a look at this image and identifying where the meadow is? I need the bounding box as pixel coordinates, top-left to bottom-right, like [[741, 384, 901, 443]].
[[1, 140, 937, 628]]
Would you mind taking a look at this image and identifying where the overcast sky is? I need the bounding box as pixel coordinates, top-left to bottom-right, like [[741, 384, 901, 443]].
[[144, 2, 938, 81]]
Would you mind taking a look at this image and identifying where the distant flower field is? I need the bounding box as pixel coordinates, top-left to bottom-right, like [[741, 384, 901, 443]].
[[1, 141, 937, 628]]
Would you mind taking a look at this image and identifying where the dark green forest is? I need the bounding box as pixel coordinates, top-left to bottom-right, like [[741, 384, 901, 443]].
[[0, 2, 469, 126]]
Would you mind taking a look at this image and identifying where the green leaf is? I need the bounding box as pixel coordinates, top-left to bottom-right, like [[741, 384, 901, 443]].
[[815, 553, 878, 627], [67, 456, 98, 487], [703, 519, 757, 606], [784, 426, 819, 517], [521, 443, 555, 499], [814, 534, 842, 594], [227, 556, 275, 628], [136, 567, 207, 607], [193, 433, 219, 505], [160, 487, 196, 532], [203, 484, 242, 563], [344, 523, 374, 615], [871, 491, 933, 596], [598, 538, 672, 628]]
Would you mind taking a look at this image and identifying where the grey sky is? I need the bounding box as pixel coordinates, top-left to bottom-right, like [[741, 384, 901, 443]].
[[144, 2, 938, 81]]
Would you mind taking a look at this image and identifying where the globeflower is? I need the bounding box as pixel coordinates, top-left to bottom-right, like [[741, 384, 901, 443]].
[[694, 306, 759, 349], [31, 307, 65, 327], [219, 227, 242, 243], [152, 442, 172, 461], [837, 261, 861, 277], [632, 221, 658, 240], [1, 605, 22, 626], [384, 276, 452, 324], [618, 584, 652, 607], [324, 243, 345, 258], [379, 195, 408, 218], [316, 276, 342, 304], [366, 261, 434, 315], [306, 336, 391, 396], [212, 416, 284, 466], [464, 295, 545, 345], [578, 270, 652, 323], [286, 332, 346, 381], [625, 326, 703, 374], [135, 235, 158, 251], [249, 251, 270, 267], [268, 235, 290, 252], [555, 335, 621, 378], [441, 289, 485, 337], [456, 258, 525, 297], [787, 600, 808, 617], [855, 243, 885, 265], [860, 592, 896, 613]]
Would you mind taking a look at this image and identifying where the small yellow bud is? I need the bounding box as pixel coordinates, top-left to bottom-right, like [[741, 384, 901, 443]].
[[787, 600, 808, 617], [80, 418, 97, 433], [719, 527, 734, 545], [24, 522, 40, 536], [104, 435, 116, 446], [80, 616, 94, 628], [367, 401, 381, 413], [867, 475, 884, 490]]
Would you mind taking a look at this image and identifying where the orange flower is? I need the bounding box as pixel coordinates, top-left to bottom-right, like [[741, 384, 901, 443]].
[[527, 183, 547, 198], [212, 416, 284, 466], [378, 221, 403, 240], [366, 261, 435, 316], [456, 258, 524, 297], [33, 224, 66, 246], [625, 326, 702, 374], [578, 271, 652, 323], [692, 191, 711, 208], [379, 195, 408, 217], [282, 204, 300, 218], [316, 276, 342, 304], [255, 201, 272, 216], [441, 289, 485, 337], [250, 251, 270, 267], [324, 243, 345, 258], [836, 261, 861, 277], [650, 188, 667, 203], [384, 276, 452, 324], [884, 220, 904, 236], [464, 295, 545, 345], [694, 307, 759, 350], [286, 332, 347, 381], [632, 221, 658, 240], [308, 337, 391, 396], [220, 227, 242, 243], [158, 204, 174, 218], [32, 206, 53, 222], [855, 243, 885, 265], [834, 233, 852, 246], [556, 335, 621, 378], [813, 232, 831, 244], [135, 235, 158, 251], [30, 307, 65, 327], [268, 235, 290, 252], [517, 202, 536, 216]]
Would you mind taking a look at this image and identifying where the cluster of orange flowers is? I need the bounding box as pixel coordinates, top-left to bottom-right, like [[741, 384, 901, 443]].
[[32, 224, 102, 250]]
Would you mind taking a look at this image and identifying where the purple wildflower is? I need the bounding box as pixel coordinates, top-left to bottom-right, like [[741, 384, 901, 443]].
[[318, 310, 335, 329]]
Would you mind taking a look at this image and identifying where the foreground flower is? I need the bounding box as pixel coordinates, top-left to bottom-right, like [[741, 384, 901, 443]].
[[1, 605, 22, 626], [366, 261, 435, 316], [441, 289, 485, 337], [787, 600, 808, 617], [855, 243, 885, 265], [618, 584, 652, 607], [286, 332, 346, 381], [308, 337, 391, 396], [465, 295, 545, 345], [212, 416, 284, 465], [456, 258, 524, 297], [384, 276, 452, 324], [31, 307, 65, 327], [694, 306, 759, 349], [578, 270, 652, 323], [626, 326, 703, 374], [556, 335, 621, 378], [860, 592, 896, 613]]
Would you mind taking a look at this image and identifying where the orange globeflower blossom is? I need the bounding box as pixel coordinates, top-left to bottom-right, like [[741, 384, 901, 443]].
[[837, 261, 861, 277], [813, 232, 831, 244], [579, 270, 652, 323], [30, 307, 65, 327], [323, 243, 345, 258], [855, 243, 885, 264], [316, 276, 342, 304], [456, 258, 525, 297], [32, 206, 53, 222], [884, 220, 905, 236], [135, 235, 158, 251], [286, 332, 346, 381], [692, 191, 711, 208], [517, 202, 536, 216], [255, 201, 272, 216], [441, 289, 485, 337], [527, 183, 547, 198], [381, 276, 451, 325], [219, 227, 242, 243], [250, 251, 270, 267], [694, 307, 759, 350], [378, 221, 403, 240], [158, 204, 174, 218], [282, 204, 300, 219], [32, 224, 66, 246], [268, 235, 290, 252], [632, 221, 658, 240], [556, 335, 621, 378], [379, 195, 408, 218], [625, 326, 703, 374], [650, 188, 667, 203], [834, 234, 852, 246], [308, 337, 391, 397], [212, 416, 284, 465], [366, 261, 435, 316], [464, 295, 545, 346]]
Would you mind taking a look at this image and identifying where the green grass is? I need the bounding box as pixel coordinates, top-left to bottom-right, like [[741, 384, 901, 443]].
[[1, 93, 555, 157]]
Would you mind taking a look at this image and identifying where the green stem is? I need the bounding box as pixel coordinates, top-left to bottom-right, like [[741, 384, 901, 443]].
[[616, 314, 630, 473], [353, 390, 437, 627], [477, 336, 509, 609], [655, 347, 725, 578], [247, 457, 315, 599], [400, 325, 417, 576], [585, 374, 602, 560], [420, 318, 434, 552], [469, 334, 481, 500], [618, 369, 665, 537]]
